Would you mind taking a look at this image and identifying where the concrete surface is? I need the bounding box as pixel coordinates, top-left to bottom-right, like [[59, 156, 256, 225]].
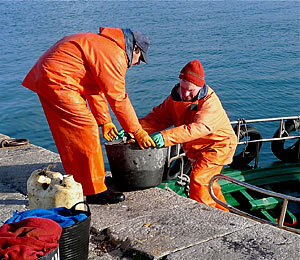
[[0, 133, 299, 260]]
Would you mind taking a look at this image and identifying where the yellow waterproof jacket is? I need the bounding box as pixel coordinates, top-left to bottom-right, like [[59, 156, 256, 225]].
[[22, 27, 141, 133], [140, 84, 237, 165]]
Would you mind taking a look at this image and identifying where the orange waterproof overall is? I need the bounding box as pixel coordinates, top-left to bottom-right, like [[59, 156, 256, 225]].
[[140, 85, 237, 211], [22, 28, 142, 195]]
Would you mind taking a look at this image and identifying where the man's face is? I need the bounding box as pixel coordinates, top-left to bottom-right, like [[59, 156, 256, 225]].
[[179, 79, 201, 101], [132, 46, 142, 65]]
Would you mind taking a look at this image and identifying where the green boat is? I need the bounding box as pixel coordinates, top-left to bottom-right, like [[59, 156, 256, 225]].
[[158, 116, 300, 234]]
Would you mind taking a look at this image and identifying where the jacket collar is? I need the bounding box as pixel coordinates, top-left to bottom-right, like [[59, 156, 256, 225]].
[[171, 83, 208, 102], [122, 29, 134, 67]]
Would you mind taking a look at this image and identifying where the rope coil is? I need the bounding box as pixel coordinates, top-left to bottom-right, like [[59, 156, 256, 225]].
[[0, 138, 29, 148]]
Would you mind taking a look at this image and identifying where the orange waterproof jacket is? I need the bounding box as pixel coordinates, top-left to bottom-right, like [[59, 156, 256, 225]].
[[140, 84, 237, 165], [22, 27, 141, 133]]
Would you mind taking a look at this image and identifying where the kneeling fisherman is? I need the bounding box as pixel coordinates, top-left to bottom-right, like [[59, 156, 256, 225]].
[[140, 60, 237, 211]]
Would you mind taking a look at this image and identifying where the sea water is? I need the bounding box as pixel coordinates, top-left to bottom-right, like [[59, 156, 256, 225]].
[[0, 1, 299, 168]]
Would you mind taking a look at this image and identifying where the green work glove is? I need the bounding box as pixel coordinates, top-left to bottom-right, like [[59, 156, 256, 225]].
[[115, 129, 130, 140], [150, 132, 165, 148]]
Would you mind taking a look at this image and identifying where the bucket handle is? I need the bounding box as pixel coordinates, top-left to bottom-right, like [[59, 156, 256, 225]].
[[70, 201, 91, 215]]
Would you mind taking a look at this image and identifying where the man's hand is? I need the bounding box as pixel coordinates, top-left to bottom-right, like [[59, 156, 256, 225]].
[[101, 123, 118, 141], [133, 128, 156, 149], [150, 132, 165, 148]]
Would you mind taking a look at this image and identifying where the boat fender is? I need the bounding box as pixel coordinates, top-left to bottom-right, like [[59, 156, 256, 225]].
[[271, 119, 300, 163], [230, 124, 262, 168]]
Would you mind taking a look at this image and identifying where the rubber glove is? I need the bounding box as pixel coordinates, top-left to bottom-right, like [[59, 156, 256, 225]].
[[101, 122, 118, 141], [116, 129, 130, 140], [150, 132, 165, 148], [133, 128, 156, 150]]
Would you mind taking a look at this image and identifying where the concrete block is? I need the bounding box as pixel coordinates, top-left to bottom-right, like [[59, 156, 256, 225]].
[[166, 223, 300, 260]]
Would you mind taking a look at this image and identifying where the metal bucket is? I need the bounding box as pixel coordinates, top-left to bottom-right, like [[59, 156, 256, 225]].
[[105, 140, 168, 191]]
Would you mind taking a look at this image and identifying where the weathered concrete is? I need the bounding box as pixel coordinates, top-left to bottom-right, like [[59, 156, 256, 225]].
[[0, 133, 64, 195], [0, 182, 28, 222], [0, 133, 299, 260], [165, 223, 299, 260]]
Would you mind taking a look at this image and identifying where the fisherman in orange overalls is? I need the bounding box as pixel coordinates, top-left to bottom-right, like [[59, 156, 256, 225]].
[[22, 27, 155, 204], [139, 60, 237, 211]]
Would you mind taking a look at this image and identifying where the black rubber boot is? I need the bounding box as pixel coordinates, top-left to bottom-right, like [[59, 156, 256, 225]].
[[104, 176, 114, 186], [86, 189, 125, 205]]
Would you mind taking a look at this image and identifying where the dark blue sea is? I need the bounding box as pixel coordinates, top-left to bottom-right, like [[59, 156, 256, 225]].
[[1, 1, 299, 168]]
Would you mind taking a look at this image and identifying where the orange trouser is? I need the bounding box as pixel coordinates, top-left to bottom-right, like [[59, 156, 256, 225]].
[[189, 159, 229, 212], [39, 93, 107, 196]]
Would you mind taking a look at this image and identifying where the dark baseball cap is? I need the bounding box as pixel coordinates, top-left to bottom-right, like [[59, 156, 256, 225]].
[[132, 30, 150, 63]]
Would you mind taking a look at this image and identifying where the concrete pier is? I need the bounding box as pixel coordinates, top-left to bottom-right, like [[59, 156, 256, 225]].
[[0, 133, 299, 259]]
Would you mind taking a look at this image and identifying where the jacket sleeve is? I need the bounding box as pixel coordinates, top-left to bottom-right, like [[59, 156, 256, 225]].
[[162, 122, 211, 147], [86, 93, 112, 126], [88, 43, 141, 133], [139, 96, 174, 134], [162, 92, 225, 147]]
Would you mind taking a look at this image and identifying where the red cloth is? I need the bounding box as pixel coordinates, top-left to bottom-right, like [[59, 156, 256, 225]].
[[0, 217, 62, 260]]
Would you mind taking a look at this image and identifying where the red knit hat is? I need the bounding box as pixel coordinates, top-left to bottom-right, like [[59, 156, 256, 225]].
[[179, 59, 205, 87]]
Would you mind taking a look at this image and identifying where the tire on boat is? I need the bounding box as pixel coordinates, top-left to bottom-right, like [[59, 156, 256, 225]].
[[230, 124, 263, 168], [271, 119, 300, 163], [163, 145, 192, 181]]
